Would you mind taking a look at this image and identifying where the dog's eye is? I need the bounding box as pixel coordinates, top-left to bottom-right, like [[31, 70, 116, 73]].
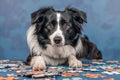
[[47, 24, 54, 30], [63, 24, 70, 30]]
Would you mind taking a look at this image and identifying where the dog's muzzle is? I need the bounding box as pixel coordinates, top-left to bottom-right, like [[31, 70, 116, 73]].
[[53, 36, 62, 44]]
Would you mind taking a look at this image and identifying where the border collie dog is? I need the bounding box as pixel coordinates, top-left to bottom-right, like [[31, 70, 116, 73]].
[[26, 7, 102, 70]]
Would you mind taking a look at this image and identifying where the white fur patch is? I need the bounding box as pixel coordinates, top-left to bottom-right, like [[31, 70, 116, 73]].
[[27, 25, 42, 55], [75, 37, 83, 54], [41, 44, 76, 65], [49, 13, 65, 46]]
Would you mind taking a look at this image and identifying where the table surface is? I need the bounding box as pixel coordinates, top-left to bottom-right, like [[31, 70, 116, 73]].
[[0, 59, 120, 80]]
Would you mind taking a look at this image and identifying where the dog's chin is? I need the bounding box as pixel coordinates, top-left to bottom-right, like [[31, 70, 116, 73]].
[[52, 43, 64, 47]]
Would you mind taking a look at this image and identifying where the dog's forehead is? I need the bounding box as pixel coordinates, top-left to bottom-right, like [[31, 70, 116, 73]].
[[62, 13, 71, 21], [46, 12, 58, 23], [48, 11, 71, 18], [48, 11, 71, 21], [60, 12, 72, 22], [47, 12, 56, 19]]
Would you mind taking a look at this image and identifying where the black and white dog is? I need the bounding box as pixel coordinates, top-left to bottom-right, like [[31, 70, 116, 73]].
[[26, 7, 102, 70]]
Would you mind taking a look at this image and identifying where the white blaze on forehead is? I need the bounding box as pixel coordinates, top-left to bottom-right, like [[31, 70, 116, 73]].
[[57, 13, 61, 23], [56, 13, 61, 34], [49, 12, 65, 46]]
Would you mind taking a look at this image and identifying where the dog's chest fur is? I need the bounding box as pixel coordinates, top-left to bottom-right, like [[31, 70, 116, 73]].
[[40, 39, 83, 65], [43, 45, 75, 58]]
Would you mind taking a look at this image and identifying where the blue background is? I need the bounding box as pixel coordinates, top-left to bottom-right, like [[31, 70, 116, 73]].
[[0, 0, 120, 60]]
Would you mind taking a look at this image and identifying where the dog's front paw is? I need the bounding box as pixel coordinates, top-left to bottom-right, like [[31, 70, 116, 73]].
[[31, 56, 46, 71], [69, 59, 82, 68], [33, 61, 46, 71], [68, 55, 82, 68]]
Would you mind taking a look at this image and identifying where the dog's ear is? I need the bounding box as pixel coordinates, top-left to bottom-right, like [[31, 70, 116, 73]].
[[31, 7, 54, 24], [65, 7, 87, 32], [65, 7, 87, 23]]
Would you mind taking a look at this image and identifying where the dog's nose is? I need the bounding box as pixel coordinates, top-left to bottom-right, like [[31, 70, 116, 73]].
[[54, 36, 62, 44]]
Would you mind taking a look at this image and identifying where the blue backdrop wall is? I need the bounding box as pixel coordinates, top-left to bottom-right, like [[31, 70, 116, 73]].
[[0, 0, 120, 60]]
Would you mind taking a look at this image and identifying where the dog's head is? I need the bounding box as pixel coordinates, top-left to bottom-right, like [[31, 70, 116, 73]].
[[31, 7, 87, 47]]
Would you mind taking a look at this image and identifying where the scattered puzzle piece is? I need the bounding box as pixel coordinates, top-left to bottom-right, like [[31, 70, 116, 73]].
[[0, 59, 120, 80]]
